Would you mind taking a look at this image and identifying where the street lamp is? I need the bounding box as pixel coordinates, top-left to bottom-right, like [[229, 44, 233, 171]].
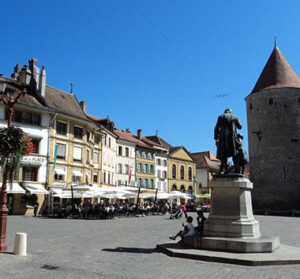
[[0, 67, 31, 251]]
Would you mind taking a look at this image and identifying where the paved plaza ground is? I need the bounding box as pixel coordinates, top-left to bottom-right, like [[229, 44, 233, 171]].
[[1, 213, 300, 279]]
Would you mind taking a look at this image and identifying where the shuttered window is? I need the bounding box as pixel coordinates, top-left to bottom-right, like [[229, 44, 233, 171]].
[[118, 164, 122, 174], [86, 149, 90, 163], [125, 164, 129, 174], [73, 146, 82, 161], [56, 143, 66, 159], [94, 152, 99, 163]]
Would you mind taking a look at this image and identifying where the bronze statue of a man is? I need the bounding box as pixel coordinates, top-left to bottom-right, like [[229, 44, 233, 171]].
[[214, 108, 242, 174]]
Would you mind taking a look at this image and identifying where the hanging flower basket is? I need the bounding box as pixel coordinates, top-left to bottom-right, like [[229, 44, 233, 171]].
[[0, 126, 33, 182]]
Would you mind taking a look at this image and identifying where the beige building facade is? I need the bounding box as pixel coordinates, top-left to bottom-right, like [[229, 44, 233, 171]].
[[49, 115, 103, 193], [168, 147, 196, 194]]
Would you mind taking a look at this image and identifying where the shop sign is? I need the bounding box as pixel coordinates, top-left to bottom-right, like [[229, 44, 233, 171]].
[[21, 156, 46, 166]]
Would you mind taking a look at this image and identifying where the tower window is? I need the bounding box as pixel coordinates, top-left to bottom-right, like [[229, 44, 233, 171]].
[[268, 98, 273, 105], [249, 103, 253, 110]]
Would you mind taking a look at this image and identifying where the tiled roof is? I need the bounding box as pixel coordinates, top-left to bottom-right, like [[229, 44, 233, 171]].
[[146, 135, 173, 149], [114, 129, 156, 149], [191, 151, 218, 161], [191, 151, 219, 170], [2, 77, 48, 110], [87, 114, 102, 121], [87, 114, 110, 123], [0, 76, 89, 121], [142, 137, 163, 148], [45, 85, 88, 120], [251, 47, 300, 94]]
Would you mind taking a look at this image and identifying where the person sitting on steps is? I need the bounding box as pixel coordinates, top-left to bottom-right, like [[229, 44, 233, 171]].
[[169, 216, 195, 241]]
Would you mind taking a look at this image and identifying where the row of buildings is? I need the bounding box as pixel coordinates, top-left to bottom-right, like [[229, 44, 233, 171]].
[[0, 58, 219, 215]]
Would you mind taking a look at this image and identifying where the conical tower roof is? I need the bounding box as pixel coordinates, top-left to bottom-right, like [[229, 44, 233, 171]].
[[251, 47, 300, 94]]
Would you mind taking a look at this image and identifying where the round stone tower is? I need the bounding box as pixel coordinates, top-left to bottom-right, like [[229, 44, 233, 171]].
[[245, 46, 300, 211]]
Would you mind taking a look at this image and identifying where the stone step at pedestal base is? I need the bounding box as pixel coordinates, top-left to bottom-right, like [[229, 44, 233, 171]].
[[183, 235, 280, 253]]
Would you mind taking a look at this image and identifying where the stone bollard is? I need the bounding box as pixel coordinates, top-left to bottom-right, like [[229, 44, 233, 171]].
[[13, 232, 27, 256]]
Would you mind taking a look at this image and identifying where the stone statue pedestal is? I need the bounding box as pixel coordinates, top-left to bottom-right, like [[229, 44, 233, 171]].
[[184, 175, 280, 253], [204, 175, 260, 238]]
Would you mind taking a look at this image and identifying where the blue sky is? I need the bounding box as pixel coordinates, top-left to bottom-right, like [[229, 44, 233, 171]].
[[1, 1, 300, 153]]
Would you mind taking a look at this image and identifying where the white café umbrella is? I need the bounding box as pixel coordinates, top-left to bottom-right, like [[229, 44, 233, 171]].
[[82, 187, 111, 198], [139, 193, 155, 199], [101, 190, 135, 199], [156, 192, 171, 200], [169, 191, 192, 199], [53, 190, 83, 199], [123, 186, 148, 193]]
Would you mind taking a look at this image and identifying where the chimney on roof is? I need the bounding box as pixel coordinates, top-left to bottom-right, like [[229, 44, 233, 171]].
[[28, 58, 47, 97], [29, 58, 40, 89], [125, 128, 131, 133], [79, 101, 87, 113], [11, 64, 21, 79], [137, 129, 142, 139], [39, 66, 46, 97]]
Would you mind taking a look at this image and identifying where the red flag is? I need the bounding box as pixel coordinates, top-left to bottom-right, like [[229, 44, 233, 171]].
[[128, 165, 133, 184]]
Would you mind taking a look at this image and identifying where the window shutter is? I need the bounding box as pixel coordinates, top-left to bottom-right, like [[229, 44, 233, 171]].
[[73, 146, 82, 160], [94, 152, 99, 163], [57, 143, 65, 157]]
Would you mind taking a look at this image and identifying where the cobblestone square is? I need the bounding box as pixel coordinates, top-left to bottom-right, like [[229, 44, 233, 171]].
[[1, 214, 300, 279]]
